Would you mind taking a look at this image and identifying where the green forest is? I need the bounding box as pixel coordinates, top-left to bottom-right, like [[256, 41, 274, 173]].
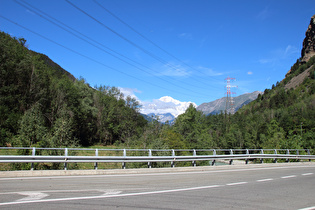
[[1, 31, 315, 151]]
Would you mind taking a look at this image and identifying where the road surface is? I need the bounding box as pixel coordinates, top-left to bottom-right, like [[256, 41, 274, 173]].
[[0, 163, 315, 209]]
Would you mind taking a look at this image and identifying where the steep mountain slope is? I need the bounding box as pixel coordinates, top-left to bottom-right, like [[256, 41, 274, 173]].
[[284, 14, 315, 90], [0, 31, 147, 148], [31, 51, 76, 82], [197, 91, 261, 115]]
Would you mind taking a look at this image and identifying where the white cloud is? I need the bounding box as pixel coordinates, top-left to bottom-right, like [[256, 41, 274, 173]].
[[247, 71, 253, 75], [257, 7, 270, 21], [284, 45, 299, 57], [26, 9, 36, 15], [197, 66, 223, 76], [157, 63, 224, 78], [158, 63, 191, 77], [259, 45, 299, 65], [140, 96, 196, 118], [259, 58, 273, 64], [199, 36, 208, 48], [119, 87, 141, 100], [178, 33, 193, 40], [118, 89, 197, 118]]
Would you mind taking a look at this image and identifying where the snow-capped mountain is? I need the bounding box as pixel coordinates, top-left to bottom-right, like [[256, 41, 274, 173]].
[[140, 96, 197, 123], [146, 113, 176, 124], [140, 92, 261, 123]]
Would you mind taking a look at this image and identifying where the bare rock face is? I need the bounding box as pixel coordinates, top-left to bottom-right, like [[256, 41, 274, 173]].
[[301, 15, 315, 62]]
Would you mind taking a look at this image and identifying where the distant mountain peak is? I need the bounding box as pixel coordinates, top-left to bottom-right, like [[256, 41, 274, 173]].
[[197, 91, 261, 115], [140, 96, 197, 122], [147, 113, 175, 124]]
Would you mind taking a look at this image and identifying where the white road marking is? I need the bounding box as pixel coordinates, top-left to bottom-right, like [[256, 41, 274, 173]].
[[299, 206, 315, 210], [302, 173, 313, 176], [226, 182, 247, 186], [0, 185, 222, 206], [101, 190, 122, 196], [256, 178, 273, 182], [16, 192, 49, 202], [0, 189, 118, 195], [281, 175, 296, 179]]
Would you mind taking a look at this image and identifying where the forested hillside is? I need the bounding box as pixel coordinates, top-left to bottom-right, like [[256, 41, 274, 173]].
[[0, 31, 147, 148], [162, 57, 315, 150]]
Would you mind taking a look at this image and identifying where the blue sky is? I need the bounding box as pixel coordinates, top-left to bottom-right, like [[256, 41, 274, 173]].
[[1, 0, 314, 105]]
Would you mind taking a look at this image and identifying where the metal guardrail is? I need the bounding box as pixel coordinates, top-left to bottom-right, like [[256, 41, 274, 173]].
[[0, 147, 314, 170]]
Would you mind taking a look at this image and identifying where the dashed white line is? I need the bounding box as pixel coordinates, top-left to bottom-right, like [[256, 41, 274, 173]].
[[281, 175, 296, 179], [299, 206, 315, 210], [256, 178, 273, 182], [226, 182, 247, 186], [302, 173, 313, 176]]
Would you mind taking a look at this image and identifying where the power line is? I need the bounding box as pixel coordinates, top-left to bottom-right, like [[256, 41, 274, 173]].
[[0, 14, 212, 100], [65, 0, 218, 88], [16, 0, 147, 71], [16, 0, 216, 94], [93, 0, 221, 83]]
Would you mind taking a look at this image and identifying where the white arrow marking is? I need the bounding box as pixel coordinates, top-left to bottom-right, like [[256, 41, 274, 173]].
[[17, 192, 49, 202]]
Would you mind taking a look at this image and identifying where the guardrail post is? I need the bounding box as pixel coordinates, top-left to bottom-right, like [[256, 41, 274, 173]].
[[148, 149, 152, 168], [296, 150, 300, 162], [171, 149, 175, 168], [229, 149, 233, 165], [274, 149, 277, 163], [286, 149, 290, 163], [64, 148, 68, 170], [307, 149, 311, 162], [245, 149, 249, 164], [31, 147, 36, 171], [122, 149, 126, 169], [94, 149, 98, 170], [192, 149, 196, 167], [260, 149, 264, 163], [212, 149, 216, 166]]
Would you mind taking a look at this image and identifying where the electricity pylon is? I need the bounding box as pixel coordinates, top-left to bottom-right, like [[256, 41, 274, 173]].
[[225, 77, 237, 114]]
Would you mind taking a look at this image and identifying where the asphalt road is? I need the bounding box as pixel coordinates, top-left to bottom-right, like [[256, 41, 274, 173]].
[[1, 163, 315, 210]]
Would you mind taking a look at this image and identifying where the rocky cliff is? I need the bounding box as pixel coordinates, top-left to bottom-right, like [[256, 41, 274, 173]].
[[301, 14, 315, 63], [285, 14, 315, 88]]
